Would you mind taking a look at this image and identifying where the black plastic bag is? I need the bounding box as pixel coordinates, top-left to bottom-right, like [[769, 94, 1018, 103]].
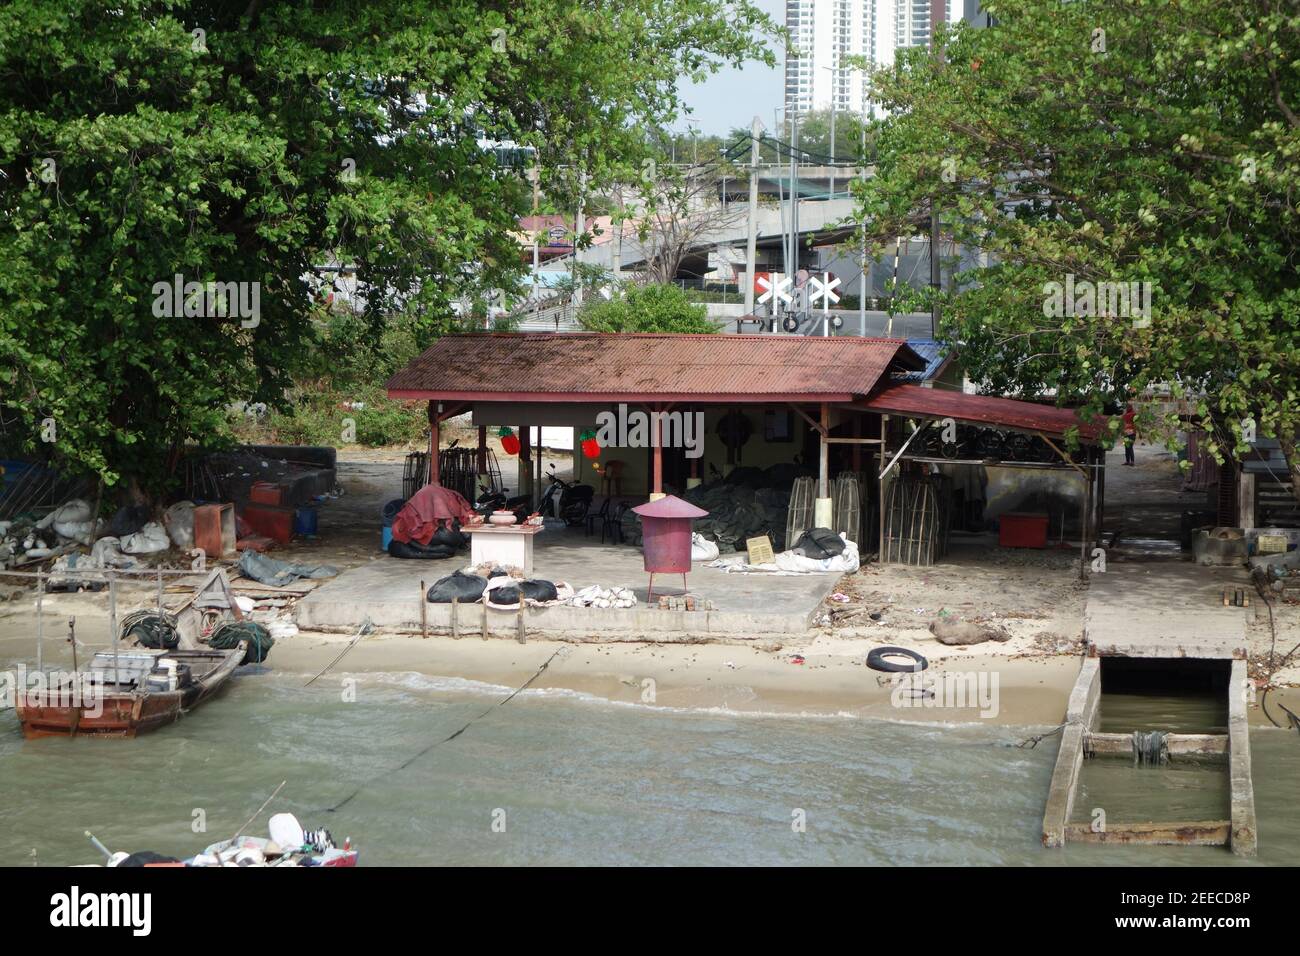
[[427, 571, 488, 603], [430, 524, 468, 550], [489, 579, 558, 606], [388, 539, 455, 560], [519, 579, 558, 602], [792, 527, 844, 558]]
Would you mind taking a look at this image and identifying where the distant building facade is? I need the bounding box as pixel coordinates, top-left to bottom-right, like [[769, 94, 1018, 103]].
[[784, 0, 988, 117]]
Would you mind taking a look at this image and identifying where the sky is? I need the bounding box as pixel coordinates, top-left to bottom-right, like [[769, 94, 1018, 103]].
[[676, 0, 786, 136]]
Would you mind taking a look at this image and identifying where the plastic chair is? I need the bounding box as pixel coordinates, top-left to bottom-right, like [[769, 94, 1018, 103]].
[[586, 497, 610, 537], [600, 460, 625, 498], [603, 501, 629, 544]]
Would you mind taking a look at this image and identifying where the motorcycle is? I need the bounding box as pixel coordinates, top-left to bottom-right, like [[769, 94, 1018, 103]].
[[538, 467, 594, 526], [475, 483, 532, 524]]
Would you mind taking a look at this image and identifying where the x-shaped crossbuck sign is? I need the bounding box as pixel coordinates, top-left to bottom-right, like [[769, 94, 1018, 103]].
[[756, 272, 793, 306], [808, 273, 841, 310]]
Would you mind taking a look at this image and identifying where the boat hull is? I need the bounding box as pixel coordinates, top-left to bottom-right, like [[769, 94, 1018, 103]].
[[16, 646, 244, 738]]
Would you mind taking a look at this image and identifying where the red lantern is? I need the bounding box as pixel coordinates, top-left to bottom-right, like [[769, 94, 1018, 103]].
[[499, 427, 520, 456], [579, 428, 600, 460]]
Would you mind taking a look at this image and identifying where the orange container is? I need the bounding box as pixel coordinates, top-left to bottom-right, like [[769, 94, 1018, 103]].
[[999, 512, 1049, 548]]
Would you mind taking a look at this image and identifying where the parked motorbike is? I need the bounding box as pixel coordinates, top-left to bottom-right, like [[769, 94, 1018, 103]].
[[539, 468, 594, 526], [475, 484, 532, 524]]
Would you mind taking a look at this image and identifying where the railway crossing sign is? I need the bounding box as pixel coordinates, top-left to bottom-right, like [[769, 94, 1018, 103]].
[[756, 272, 793, 309]]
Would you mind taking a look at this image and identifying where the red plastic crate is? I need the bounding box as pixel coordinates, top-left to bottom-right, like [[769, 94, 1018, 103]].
[[999, 512, 1048, 549], [240, 503, 295, 545], [193, 503, 236, 558], [249, 481, 285, 506]]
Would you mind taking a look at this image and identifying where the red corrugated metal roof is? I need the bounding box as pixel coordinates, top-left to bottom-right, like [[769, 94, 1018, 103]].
[[860, 384, 1105, 440], [386, 333, 926, 403]]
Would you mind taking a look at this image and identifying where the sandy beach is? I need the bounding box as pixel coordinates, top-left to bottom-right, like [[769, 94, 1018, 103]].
[[5, 588, 1297, 730]]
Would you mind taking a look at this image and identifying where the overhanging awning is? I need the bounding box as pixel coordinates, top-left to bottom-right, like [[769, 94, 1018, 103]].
[[860, 383, 1105, 441]]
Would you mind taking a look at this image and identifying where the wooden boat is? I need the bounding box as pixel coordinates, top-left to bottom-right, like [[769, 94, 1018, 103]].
[[192, 835, 359, 867], [16, 644, 245, 738]]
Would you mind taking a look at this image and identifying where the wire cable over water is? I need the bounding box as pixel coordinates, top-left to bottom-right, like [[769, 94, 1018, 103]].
[[319, 646, 568, 814]]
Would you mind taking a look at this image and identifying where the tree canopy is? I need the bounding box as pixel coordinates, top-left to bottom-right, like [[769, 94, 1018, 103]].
[[0, 0, 772, 494], [856, 0, 1300, 486], [578, 282, 717, 333]]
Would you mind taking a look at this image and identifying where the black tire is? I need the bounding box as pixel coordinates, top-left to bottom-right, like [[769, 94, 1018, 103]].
[[866, 646, 929, 673]]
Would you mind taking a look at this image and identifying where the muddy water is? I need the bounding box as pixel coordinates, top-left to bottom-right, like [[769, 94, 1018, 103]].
[[1, 663, 1297, 867]]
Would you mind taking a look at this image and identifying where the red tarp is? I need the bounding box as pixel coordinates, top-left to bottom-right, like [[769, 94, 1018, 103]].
[[390, 485, 477, 546]]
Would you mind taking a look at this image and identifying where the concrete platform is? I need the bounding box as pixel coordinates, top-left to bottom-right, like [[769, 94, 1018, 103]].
[[294, 526, 839, 640], [1085, 562, 1250, 659]]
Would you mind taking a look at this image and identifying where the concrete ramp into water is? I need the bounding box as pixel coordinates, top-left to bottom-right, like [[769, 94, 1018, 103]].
[[1043, 561, 1257, 855]]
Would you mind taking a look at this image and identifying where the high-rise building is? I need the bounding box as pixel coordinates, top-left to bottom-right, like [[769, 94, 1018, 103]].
[[784, 0, 982, 117]]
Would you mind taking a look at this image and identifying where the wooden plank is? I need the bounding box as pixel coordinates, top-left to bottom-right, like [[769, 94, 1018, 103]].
[[1228, 659, 1258, 857], [1064, 821, 1230, 846], [1042, 657, 1101, 848], [1085, 732, 1229, 756]]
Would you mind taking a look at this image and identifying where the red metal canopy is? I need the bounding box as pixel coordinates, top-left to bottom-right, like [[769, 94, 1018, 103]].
[[861, 384, 1105, 440], [387, 332, 926, 403]]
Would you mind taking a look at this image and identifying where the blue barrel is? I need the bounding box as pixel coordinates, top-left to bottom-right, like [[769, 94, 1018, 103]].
[[293, 506, 319, 536]]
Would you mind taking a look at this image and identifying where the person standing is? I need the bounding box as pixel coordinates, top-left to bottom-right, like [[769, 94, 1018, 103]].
[[1122, 404, 1137, 466]]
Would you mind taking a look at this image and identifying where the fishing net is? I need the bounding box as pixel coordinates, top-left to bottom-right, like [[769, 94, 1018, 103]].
[[1131, 730, 1169, 766], [119, 610, 180, 650], [208, 620, 275, 665]]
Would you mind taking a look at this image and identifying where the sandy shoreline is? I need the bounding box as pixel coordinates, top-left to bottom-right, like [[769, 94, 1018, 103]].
[[2, 583, 1298, 729]]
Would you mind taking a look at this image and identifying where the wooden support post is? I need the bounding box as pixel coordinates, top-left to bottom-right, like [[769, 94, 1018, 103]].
[[427, 402, 441, 486], [35, 572, 44, 672], [1095, 446, 1106, 542], [519, 425, 532, 505], [818, 402, 829, 498], [477, 425, 487, 477], [420, 580, 428, 639], [652, 405, 664, 496], [516, 601, 526, 644], [1080, 469, 1092, 581], [1237, 471, 1256, 529], [451, 597, 460, 640], [878, 414, 887, 561], [481, 599, 489, 641]]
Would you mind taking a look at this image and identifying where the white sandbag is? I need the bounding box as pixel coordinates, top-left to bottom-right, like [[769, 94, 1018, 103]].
[[773, 535, 860, 573], [691, 532, 719, 561], [164, 500, 197, 550], [39, 498, 101, 544], [120, 521, 171, 554], [36, 498, 91, 531], [90, 536, 139, 569]]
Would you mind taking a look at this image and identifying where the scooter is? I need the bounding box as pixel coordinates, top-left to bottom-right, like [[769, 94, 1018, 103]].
[[538, 467, 594, 526]]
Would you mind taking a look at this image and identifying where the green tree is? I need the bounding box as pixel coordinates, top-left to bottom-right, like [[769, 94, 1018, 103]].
[[0, 0, 772, 496], [856, 0, 1300, 497], [578, 282, 717, 332]]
